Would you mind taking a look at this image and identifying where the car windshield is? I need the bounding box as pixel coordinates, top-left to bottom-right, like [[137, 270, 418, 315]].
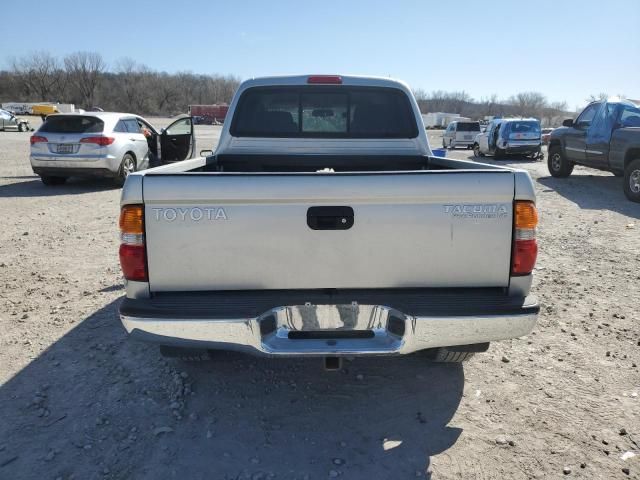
[[232, 86, 418, 138], [39, 116, 104, 133], [456, 122, 480, 132]]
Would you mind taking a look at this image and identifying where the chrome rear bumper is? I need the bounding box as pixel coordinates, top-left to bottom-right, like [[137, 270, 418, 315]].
[[120, 291, 538, 356]]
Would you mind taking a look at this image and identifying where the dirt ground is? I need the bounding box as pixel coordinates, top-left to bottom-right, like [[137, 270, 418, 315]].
[[0, 118, 638, 480]]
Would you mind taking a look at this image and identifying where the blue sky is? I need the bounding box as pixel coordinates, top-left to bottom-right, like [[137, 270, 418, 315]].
[[1, 0, 638, 109]]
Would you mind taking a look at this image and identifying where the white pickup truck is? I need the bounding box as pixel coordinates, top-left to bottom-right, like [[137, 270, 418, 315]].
[[118, 75, 539, 366]]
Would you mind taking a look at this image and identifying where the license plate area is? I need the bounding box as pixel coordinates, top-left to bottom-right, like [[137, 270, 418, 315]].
[[288, 330, 375, 340], [261, 303, 407, 336], [56, 143, 75, 154], [258, 304, 408, 354], [284, 303, 381, 331]]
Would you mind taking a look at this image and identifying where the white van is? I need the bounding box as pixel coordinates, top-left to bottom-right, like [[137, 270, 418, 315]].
[[442, 120, 481, 149]]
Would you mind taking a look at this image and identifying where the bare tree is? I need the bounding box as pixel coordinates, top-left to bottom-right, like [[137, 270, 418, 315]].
[[64, 52, 106, 108], [507, 92, 547, 118], [151, 72, 181, 114], [586, 92, 608, 102], [542, 100, 569, 126], [114, 57, 152, 113], [10, 51, 63, 101], [419, 90, 474, 115], [479, 94, 499, 117]]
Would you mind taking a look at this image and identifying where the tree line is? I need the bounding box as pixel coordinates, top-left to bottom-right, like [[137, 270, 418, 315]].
[[2, 51, 607, 124], [413, 89, 571, 126], [0, 51, 241, 115]]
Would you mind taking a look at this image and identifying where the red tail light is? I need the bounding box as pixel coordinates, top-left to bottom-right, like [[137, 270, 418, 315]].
[[119, 244, 147, 281], [512, 239, 538, 275], [511, 201, 538, 275], [119, 205, 147, 281], [80, 136, 115, 146], [30, 135, 48, 144], [307, 75, 342, 84]]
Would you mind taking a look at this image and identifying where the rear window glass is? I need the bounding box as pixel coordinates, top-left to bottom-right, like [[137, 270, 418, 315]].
[[508, 121, 540, 133], [456, 122, 480, 132], [231, 87, 418, 138], [620, 105, 640, 127], [39, 116, 104, 133]]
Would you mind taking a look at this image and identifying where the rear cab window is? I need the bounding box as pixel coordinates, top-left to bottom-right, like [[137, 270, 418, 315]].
[[39, 116, 104, 133], [619, 104, 640, 127], [231, 86, 418, 138]]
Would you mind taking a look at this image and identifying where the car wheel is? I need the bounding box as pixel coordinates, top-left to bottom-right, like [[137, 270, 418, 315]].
[[494, 147, 505, 159], [115, 153, 136, 187], [547, 145, 574, 177], [442, 139, 446, 148], [623, 159, 640, 203], [18, 123, 27, 132], [473, 143, 484, 158], [40, 175, 67, 186]]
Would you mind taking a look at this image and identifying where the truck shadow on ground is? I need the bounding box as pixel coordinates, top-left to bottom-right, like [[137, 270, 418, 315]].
[[0, 299, 464, 480], [464, 154, 543, 164], [538, 175, 640, 219], [0, 177, 118, 197]]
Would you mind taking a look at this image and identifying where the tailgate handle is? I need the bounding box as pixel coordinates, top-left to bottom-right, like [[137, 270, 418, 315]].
[[307, 206, 354, 230]]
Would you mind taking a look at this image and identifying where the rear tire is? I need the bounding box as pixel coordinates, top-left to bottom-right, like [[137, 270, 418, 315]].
[[40, 175, 67, 186], [473, 143, 484, 158], [18, 123, 27, 132], [494, 147, 505, 159], [115, 153, 136, 187], [623, 158, 640, 203], [547, 145, 574, 177]]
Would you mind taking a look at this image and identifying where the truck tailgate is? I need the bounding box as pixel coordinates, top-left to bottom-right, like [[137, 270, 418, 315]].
[[143, 171, 515, 291]]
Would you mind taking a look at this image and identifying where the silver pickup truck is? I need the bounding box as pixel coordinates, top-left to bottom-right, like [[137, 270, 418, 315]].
[[118, 75, 539, 366]]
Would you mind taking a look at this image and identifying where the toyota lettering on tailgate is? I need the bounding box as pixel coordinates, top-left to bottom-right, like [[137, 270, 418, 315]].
[[152, 207, 228, 222]]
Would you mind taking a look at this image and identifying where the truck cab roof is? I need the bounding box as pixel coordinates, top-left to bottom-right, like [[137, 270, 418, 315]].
[[239, 74, 412, 90]]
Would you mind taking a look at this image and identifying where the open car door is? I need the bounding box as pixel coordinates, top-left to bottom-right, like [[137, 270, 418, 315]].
[[159, 116, 195, 163]]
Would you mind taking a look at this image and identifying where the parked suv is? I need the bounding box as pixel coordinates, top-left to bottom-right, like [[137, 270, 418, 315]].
[[473, 118, 543, 159], [442, 120, 480, 149], [30, 113, 195, 186], [547, 99, 640, 202]]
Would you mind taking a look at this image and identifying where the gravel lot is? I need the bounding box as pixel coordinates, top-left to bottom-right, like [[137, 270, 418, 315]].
[[0, 118, 638, 480]]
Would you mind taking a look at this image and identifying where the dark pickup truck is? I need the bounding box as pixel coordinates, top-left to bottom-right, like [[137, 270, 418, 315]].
[[547, 99, 640, 202]]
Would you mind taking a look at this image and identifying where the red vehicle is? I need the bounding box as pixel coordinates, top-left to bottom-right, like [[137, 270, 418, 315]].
[[188, 104, 229, 124], [541, 128, 554, 145]]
